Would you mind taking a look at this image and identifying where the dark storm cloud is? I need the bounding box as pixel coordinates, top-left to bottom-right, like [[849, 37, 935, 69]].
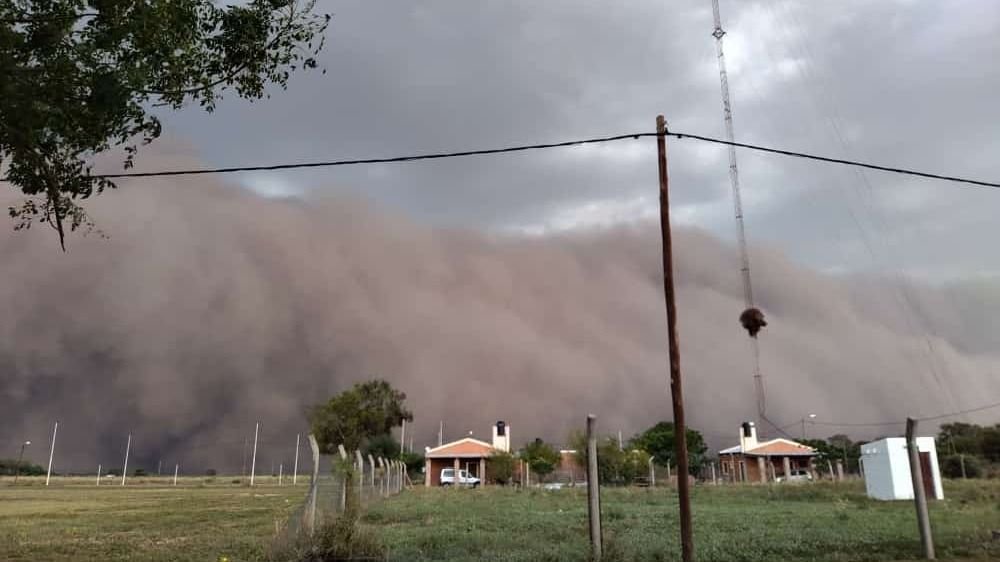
[[151, 0, 1000, 279]]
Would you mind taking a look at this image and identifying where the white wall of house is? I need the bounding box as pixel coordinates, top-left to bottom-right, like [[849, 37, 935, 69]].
[[861, 437, 943, 501]]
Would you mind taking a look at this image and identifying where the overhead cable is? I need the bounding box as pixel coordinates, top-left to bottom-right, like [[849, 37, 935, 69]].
[[23, 129, 996, 190]]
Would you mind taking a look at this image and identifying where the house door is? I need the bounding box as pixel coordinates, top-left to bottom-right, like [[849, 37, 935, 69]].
[[918, 452, 935, 499]]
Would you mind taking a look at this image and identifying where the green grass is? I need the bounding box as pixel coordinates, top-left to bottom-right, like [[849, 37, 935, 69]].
[[0, 477, 305, 562], [363, 480, 1000, 562], [2, 477, 999, 561]]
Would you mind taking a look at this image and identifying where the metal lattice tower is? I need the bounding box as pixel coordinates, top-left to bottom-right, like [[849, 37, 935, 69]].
[[711, 0, 766, 418]]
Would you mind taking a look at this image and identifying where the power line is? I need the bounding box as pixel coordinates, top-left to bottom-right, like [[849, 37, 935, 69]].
[[803, 399, 1000, 429], [917, 400, 1000, 422], [669, 132, 1000, 189], [87, 133, 659, 178], [809, 420, 903, 428], [20, 129, 994, 190]]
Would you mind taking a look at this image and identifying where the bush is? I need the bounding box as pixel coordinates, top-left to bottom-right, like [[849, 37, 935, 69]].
[[940, 454, 984, 478], [267, 505, 385, 562], [134, 468, 147, 477], [206, 469, 218, 476], [487, 450, 516, 485], [399, 451, 424, 474]]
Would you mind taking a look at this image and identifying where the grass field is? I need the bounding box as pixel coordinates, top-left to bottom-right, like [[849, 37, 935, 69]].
[[2, 477, 999, 561], [364, 480, 1000, 562], [0, 476, 305, 562]]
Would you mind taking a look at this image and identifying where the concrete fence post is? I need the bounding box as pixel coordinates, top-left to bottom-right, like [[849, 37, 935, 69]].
[[306, 435, 320, 536], [378, 457, 386, 497], [368, 454, 376, 501], [355, 450, 365, 505]]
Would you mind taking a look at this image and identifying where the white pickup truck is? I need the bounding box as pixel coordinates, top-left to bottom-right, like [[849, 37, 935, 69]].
[[440, 468, 480, 488]]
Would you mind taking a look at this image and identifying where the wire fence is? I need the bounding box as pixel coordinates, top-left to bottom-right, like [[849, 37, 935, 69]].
[[275, 437, 407, 551]]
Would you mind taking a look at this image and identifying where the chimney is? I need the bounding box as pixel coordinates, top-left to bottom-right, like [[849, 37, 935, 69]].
[[492, 421, 510, 452], [740, 421, 758, 452]]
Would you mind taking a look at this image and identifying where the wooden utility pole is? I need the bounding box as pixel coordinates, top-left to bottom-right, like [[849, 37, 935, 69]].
[[656, 114, 693, 562], [906, 418, 935, 559], [586, 415, 602, 559]]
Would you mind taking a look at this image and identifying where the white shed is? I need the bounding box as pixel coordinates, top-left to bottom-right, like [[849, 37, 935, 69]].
[[860, 437, 943, 501]]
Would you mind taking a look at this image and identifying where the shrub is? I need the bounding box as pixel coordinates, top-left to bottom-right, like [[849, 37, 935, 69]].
[[487, 450, 516, 485], [399, 451, 424, 475], [267, 504, 385, 561], [940, 454, 984, 478]]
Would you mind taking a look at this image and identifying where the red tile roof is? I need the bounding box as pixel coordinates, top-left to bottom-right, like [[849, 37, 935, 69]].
[[719, 438, 817, 457], [425, 438, 496, 458], [746, 439, 816, 457]]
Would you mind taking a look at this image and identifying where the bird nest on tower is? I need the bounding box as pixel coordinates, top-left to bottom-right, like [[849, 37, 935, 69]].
[[739, 307, 767, 338]]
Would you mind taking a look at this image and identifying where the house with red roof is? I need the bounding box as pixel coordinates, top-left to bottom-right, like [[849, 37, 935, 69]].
[[424, 421, 512, 487], [719, 422, 817, 482]]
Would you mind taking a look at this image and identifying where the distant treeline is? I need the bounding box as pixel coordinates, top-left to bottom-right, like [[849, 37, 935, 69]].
[[0, 458, 44, 476], [934, 422, 1000, 478]]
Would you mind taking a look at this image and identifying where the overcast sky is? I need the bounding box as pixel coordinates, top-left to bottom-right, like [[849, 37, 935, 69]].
[[157, 0, 1000, 281]]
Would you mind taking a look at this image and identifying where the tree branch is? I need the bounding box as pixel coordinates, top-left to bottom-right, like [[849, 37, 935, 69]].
[[0, 12, 99, 24]]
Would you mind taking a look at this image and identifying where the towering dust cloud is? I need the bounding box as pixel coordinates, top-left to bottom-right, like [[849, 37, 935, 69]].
[[1, 167, 998, 472]]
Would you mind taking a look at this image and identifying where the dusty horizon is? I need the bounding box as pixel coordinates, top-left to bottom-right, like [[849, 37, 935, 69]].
[[2, 162, 998, 473]]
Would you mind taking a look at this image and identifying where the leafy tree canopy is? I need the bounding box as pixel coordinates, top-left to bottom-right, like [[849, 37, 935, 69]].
[[1, 0, 329, 249], [399, 450, 424, 474], [487, 450, 515, 485], [363, 433, 400, 460], [521, 438, 560, 479], [628, 421, 707, 476], [567, 433, 648, 485], [308, 379, 413, 453]]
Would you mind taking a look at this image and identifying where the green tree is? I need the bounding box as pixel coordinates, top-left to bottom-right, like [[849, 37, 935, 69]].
[[522, 438, 560, 482], [1, 0, 330, 249], [982, 426, 1000, 462], [363, 434, 400, 460], [800, 438, 838, 474], [628, 421, 708, 476], [938, 423, 984, 456], [399, 451, 424, 475], [486, 450, 515, 485], [308, 379, 413, 453], [568, 432, 638, 485], [939, 454, 983, 479], [827, 434, 861, 473]]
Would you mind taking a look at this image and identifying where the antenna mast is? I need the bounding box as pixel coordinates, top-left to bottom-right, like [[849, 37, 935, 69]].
[[711, 0, 766, 418]]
